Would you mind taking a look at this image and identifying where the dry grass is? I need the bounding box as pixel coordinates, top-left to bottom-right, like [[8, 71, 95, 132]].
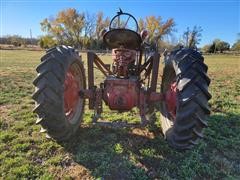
[[0, 49, 239, 179]]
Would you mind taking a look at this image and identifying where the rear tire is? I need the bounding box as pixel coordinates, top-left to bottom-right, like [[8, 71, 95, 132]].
[[32, 45, 86, 141], [160, 48, 211, 150]]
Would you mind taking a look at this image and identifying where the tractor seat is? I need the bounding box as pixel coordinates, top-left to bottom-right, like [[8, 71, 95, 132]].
[[103, 29, 142, 50]]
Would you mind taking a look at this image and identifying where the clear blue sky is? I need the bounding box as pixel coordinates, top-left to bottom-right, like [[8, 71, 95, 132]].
[[1, 0, 239, 47]]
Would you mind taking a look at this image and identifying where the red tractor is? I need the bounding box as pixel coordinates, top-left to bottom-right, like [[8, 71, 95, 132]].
[[33, 11, 211, 150]]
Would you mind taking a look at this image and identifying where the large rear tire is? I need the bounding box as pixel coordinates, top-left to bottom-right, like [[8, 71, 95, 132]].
[[32, 46, 86, 141], [160, 48, 211, 150]]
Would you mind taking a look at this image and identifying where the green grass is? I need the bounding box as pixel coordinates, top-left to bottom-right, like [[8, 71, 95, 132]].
[[0, 50, 240, 179]]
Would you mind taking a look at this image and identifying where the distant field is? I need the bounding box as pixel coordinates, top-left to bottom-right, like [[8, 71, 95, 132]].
[[0, 49, 239, 179]]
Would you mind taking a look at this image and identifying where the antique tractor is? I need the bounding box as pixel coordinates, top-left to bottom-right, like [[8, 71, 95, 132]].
[[33, 11, 211, 150]]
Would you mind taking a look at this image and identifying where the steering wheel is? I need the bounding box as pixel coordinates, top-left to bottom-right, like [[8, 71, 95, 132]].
[[109, 11, 139, 32]]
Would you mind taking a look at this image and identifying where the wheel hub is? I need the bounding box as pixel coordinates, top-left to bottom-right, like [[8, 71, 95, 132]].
[[64, 68, 80, 120], [165, 81, 177, 119]]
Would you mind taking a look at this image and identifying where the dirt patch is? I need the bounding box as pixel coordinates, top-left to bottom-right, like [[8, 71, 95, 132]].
[[0, 104, 13, 118], [64, 164, 93, 179], [131, 128, 155, 139]]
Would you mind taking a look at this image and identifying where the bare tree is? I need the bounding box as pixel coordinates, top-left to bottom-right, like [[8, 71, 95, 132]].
[[84, 12, 95, 37], [95, 11, 110, 40], [183, 26, 203, 48]]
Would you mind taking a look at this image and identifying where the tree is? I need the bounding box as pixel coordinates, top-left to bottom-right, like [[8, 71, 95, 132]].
[[39, 35, 57, 49], [138, 18, 146, 32], [95, 11, 110, 49], [84, 12, 95, 37], [202, 44, 215, 53], [145, 16, 175, 44], [0, 35, 38, 46], [6, 35, 25, 47], [183, 26, 202, 48], [213, 39, 230, 53], [202, 39, 230, 53], [95, 12, 110, 39], [232, 40, 240, 51], [39, 9, 175, 50], [137, 16, 175, 50], [40, 8, 85, 48], [231, 33, 240, 51]]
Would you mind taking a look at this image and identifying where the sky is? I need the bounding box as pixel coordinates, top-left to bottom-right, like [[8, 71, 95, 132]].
[[1, 0, 239, 47]]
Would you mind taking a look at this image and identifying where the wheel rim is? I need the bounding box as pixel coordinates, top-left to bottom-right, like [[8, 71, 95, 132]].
[[64, 63, 83, 122], [165, 81, 177, 119]]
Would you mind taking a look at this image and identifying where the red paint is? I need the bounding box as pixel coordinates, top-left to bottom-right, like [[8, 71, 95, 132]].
[[149, 92, 164, 102], [64, 68, 80, 120], [165, 81, 177, 119], [103, 77, 139, 111]]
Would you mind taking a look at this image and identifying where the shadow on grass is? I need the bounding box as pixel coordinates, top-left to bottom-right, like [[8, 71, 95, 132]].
[[59, 112, 240, 179]]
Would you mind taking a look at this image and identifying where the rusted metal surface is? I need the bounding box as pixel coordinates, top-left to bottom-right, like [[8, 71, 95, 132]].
[[139, 88, 147, 124], [79, 89, 94, 99], [87, 52, 95, 109], [143, 58, 153, 80], [112, 48, 136, 77], [93, 59, 108, 77], [103, 29, 142, 50], [95, 88, 103, 115], [103, 76, 139, 111], [137, 50, 142, 73], [84, 50, 163, 127], [149, 92, 164, 102], [87, 52, 113, 109], [150, 53, 160, 92], [94, 55, 113, 76], [84, 12, 164, 128], [139, 56, 153, 73]]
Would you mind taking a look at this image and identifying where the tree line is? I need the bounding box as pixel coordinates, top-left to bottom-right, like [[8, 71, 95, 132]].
[[202, 39, 230, 53], [0, 35, 38, 47], [39, 8, 176, 50], [202, 35, 240, 53], [0, 8, 239, 52]]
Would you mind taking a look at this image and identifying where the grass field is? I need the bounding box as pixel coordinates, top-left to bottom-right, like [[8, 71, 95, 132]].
[[0, 49, 240, 179]]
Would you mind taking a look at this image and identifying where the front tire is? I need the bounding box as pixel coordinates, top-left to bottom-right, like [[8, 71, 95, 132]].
[[32, 46, 86, 141], [160, 48, 211, 150]]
